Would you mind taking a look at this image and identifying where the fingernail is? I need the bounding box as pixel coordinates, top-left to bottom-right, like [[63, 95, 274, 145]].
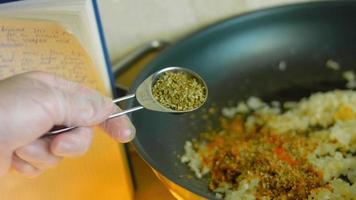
[[57, 141, 74, 155], [121, 126, 136, 143]]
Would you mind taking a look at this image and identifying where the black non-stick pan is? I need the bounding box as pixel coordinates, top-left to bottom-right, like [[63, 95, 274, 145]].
[[128, 1, 356, 199]]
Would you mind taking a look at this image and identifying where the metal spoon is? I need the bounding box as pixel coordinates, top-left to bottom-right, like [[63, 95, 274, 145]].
[[46, 67, 208, 136]]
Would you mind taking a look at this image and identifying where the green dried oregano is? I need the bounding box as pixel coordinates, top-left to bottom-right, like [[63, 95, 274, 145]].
[[152, 71, 206, 111]]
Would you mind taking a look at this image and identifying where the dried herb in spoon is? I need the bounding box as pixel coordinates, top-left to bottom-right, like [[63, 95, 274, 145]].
[[152, 71, 206, 111]]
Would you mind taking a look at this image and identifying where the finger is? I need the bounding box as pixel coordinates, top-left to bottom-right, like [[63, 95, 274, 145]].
[[11, 154, 42, 178], [101, 106, 136, 143], [15, 138, 62, 170], [50, 127, 93, 157], [0, 150, 12, 177], [23, 71, 116, 127]]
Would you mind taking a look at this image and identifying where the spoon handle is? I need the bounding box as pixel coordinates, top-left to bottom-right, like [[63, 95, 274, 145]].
[[45, 94, 142, 136], [113, 93, 136, 103], [108, 106, 144, 119]]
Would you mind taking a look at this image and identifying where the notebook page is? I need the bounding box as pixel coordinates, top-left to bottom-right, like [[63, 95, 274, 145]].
[[0, 18, 105, 92], [0, 0, 113, 95]]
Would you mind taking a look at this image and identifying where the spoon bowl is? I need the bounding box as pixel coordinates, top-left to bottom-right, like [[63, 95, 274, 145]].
[[136, 66, 208, 113]]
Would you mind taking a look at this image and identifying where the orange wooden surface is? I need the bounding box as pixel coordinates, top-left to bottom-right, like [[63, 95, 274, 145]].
[[0, 129, 133, 200]]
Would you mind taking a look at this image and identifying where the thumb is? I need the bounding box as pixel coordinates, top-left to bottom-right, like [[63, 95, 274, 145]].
[[100, 106, 136, 143]]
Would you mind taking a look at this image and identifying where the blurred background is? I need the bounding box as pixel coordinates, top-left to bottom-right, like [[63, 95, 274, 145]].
[[98, 0, 314, 64]]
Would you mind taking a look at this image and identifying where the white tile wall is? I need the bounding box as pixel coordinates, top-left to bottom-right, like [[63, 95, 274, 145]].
[[98, 0, 314, 63]]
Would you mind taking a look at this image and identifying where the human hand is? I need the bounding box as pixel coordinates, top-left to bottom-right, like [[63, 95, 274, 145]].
[[0, 71, 135, 177]]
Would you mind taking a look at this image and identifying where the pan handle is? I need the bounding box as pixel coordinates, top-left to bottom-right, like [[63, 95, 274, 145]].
[[112, 40, 170, 76], [112, 40, 170, 97]]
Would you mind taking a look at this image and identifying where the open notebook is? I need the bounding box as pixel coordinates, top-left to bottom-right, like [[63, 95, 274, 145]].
[[0, 0, 134, 199]]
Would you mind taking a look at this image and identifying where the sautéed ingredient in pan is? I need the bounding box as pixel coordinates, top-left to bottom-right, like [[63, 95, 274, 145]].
[[152, 71, 206, 111], [343, 70, 356, 89], [181, 90, 356, 199]]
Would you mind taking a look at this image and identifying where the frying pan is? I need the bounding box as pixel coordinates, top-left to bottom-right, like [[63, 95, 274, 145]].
[[128, 1, 356, 199]]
